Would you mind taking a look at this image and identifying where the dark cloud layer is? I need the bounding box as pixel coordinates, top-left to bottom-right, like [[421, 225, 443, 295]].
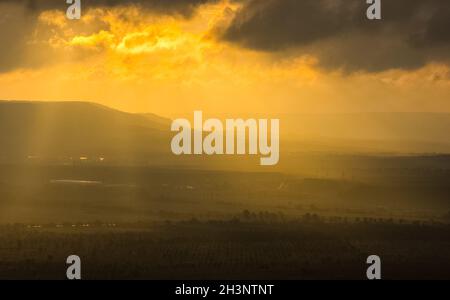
[[0, 0, 217, 16], [223, 0, 450, 72], [0, 3, 40, 72], [0, 0, 219, 73], [1, 0, 449, 74]]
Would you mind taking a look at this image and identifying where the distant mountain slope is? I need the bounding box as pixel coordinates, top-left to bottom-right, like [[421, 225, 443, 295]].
[[282, 113, 450, 142], [1, 101, 450, 166], [280, 113, 450, 153], [140, 113, 172, 127], [0, 101, 172, 162]]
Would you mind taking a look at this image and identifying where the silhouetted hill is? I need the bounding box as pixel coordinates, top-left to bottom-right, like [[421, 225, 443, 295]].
[[1, 101, 450, 167], [0, 101, 171, 163], [140, 113, 172, 127]]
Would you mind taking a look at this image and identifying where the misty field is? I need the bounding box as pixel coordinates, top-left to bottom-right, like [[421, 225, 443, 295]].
[[0, 219, 449, 280], [0, 155, 449, 279]]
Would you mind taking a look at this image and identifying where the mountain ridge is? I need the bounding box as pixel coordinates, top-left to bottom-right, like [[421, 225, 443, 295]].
[[1, 100, 450, 164]]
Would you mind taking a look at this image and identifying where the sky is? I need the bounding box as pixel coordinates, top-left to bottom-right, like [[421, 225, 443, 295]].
[[0, 0, 449, 116]]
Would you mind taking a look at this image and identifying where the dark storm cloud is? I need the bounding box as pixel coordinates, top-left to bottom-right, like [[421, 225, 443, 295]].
[[0, 0, 220, 73], [0, 0, 219, 16], [0, 3, 39, 72], [222, 0, 450, 72]]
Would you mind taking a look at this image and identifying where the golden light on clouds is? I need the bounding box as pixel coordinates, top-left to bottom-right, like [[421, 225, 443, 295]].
[[0, 0, 448, 116]]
